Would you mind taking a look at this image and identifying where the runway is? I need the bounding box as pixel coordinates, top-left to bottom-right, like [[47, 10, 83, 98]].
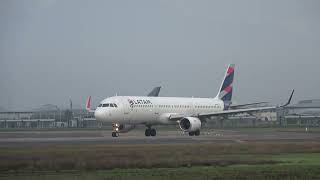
[[0, 128, 319, 145]]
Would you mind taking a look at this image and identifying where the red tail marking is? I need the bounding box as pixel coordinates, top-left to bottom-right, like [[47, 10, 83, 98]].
[[227, 67, 234, 74], [86, 96, 91, 110], [224, 85, 232, 93]]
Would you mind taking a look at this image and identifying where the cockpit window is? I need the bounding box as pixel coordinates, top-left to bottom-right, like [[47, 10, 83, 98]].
[[101, 103, 117, 108]]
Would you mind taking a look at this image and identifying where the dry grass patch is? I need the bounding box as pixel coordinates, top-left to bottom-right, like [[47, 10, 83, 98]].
[[0, 142, 320, 171]]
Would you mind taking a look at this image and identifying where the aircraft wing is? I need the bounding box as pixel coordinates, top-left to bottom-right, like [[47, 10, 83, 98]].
[[198, 106, 276, 117], [169, 106, 276, 121], [169, 90, 294, 121], [229, 102, 268, 109]]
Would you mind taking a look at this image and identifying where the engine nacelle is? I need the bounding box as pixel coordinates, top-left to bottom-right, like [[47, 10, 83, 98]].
[[113, 123, 136, 133], [179, 117, 201, 132]]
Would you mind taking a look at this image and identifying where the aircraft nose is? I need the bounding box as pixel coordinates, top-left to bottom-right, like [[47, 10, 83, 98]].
[[94, 109, 105, 121]]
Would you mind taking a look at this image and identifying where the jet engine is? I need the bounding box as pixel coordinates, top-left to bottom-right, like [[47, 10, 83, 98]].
[[113, 123, 136, 133], [179, 117, 201, 132]]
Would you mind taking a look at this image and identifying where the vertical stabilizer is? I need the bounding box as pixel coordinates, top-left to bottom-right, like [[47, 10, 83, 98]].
[[216, 64, 235, 107], [86, 96, 92, 111], [147, 86, 161, 97]]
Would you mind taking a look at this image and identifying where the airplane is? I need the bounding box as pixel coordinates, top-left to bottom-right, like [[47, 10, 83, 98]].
[[86, 64, 294, 137]]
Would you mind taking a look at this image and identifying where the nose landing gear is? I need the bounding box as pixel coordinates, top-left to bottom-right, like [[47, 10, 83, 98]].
[[112, 131, 119, 137], [112, 123, 120, 137]]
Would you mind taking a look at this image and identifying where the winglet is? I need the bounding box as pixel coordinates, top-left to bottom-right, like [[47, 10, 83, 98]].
[[86, 96, 92, 111], [281, 89, 294, 107]]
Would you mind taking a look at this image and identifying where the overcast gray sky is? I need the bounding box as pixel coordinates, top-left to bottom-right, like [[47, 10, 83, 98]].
[[1, 0, 320, 110]]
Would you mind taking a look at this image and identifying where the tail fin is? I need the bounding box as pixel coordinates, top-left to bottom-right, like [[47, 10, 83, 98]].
[[216, 64, 235, 106], [86, 96, 94, 112], [147, 86, 161, 97]]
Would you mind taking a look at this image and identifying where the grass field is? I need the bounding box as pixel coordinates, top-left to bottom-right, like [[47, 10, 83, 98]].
[[0, 142, 320, 179], [0, 153, 319, 180]]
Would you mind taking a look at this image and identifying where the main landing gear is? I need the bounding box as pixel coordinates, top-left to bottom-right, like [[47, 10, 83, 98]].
[[145, 126, 156, 137], [188, 130, 200, 136]]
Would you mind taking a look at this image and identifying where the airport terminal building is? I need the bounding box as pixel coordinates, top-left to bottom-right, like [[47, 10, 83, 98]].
[[0, 110, 98, 129]]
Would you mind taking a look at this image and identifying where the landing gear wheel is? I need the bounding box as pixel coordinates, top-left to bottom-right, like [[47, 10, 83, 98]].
[[150, 129, 156, 136], [189, 131, 195, 136], [145, 129, 151, 136], [195, 130, 200, 136], [112, 132, 118, 137]]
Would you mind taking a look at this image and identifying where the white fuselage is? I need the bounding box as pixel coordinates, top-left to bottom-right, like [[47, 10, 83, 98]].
[[94, 96, 225, 125]]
